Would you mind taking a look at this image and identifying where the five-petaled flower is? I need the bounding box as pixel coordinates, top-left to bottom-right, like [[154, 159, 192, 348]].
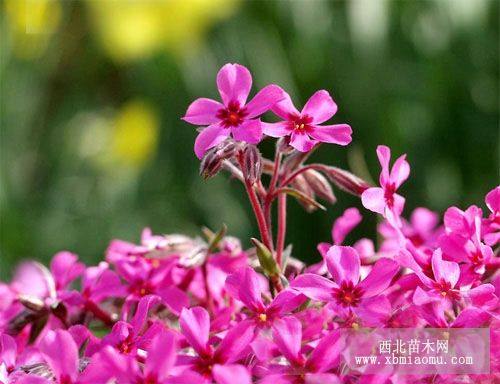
[[263, 90, 352, 152], [183, 63, 285, 158], [361, 145, 410, 224], [291, 245, 399, 319]]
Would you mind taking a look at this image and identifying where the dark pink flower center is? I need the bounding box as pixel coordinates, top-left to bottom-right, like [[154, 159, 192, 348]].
[[332, 280, 363, 307], [289, 114, 313, 133], [60, 375, 73, 384], [217, 101, 248, 127], [117, 334, 135, 354], [130, 281, 155, 297], [432, 279, 460, 300], [469, 250, 484, 266], [384, 183, 396, 208], [136, 374, 158, 384]]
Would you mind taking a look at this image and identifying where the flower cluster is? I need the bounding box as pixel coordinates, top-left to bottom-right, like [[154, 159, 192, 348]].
[[1, 64, 498, 384]]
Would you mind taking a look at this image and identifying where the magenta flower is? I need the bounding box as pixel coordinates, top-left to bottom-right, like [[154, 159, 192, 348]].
[[400, 248, 498, 311], [439, 205, 494, 275], [183, 63, 285, 158], [38, 330, 80, 384], [225, 267, 306, 328], [178, 306, 254, 383], [81, 330, 202, 384], [263, 90, 352, 152], [484, 186, 500, 246], [257, 316, 343, 384], [1, 333, 17, 378], [291, 246, 399, 319], [361, 145, 410, 222]]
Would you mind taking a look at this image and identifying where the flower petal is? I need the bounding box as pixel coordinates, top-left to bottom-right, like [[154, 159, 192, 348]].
[[157, 286, 189, 316], [225, 267, 265, 313], [262, 121, 292, 138], [215, 320, 255, 364], [217, 63, 252, 106], [376, 145, 391, 186], [308, 124, 352, 146], [0, 333, 17, 369], [413, 286, 440, 305], [212, 364, 251, 384], [179, 307, 210, 355], [39, 330, 79, 382], [361, 187, 386, 215], [289, 131, 317, 152], [245, 84, 285, 118], [431, 249, 459, 288], [452, 308, 490, 327], [302, 90, 337, 124], [267, 289, 307, 316], [306, 330, 344, 373], [390, 154, 410, 188], [271, 91, 300, 119], [357, 258, 399, 297], [182, 98, 223, 125], [53, 252, 86, 292], [230, 119, 262, 144], [325, 245, 360, 285], [290, 273, 337, 302], [145, 330, 177, 382], [464, 284, 498, 310], [332, 208, 362, 245], [272, 316, 302, 364], [194, 124, 230, 159]]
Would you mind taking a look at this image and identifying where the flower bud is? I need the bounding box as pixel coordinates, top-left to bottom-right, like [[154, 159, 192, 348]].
[[200, 140, 237, 180], [290, 175, 317, 212], [251, 238, 280, 277], [242, 144, 262, 185], [303, 169, 337, 204], [276, 137, 294, 155], [323, 166, 370, 196]]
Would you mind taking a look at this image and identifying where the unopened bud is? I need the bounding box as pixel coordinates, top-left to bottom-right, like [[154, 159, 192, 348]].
[[303, 169, 337, 204], [290, 175, 317, 212], [323, 166, 370, 196], [200, 140, 237, 179], [18, 294, 45, 312], [242, 145, 262, 184], [276, 137, 294, 155], [251, 238, 280, 277]]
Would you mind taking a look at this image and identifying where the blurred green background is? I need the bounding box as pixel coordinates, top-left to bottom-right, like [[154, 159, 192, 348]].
[[1, 0, 498, 279]]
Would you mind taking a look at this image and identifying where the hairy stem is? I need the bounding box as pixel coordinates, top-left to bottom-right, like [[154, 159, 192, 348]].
[[84, 300, 114, 327], [237, 155, 274, 252], [263, 151, 283, 236], [276, 192, 287, 268], [202, 262, 215, 315]]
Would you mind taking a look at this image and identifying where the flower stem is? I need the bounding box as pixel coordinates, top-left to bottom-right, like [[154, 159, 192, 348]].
[[85, 300, 114, 327], [276, 192, 287, 268], [263, 151, 283, 236], [202, 261, 215, 315], [237, 153, 274, 252]]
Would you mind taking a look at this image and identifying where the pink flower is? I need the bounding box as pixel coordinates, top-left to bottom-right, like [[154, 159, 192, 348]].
[[263, 90, 352, 152], [81, 330, 202, 384], [361, 145, 410, 223], [178, 306, 254, 383], [400, 248, 498, 311], [483, 186, 500, 246], [291, 246, 399, 321], [183, 63, 285, 158], [38, 330, 79, 384], [439, 205, 494, 275], [225, 267, 306, 328], [256, 316, 343, 384]]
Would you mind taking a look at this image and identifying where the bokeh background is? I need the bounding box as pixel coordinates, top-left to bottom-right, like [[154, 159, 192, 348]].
[[1, 0, 498, 279]]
